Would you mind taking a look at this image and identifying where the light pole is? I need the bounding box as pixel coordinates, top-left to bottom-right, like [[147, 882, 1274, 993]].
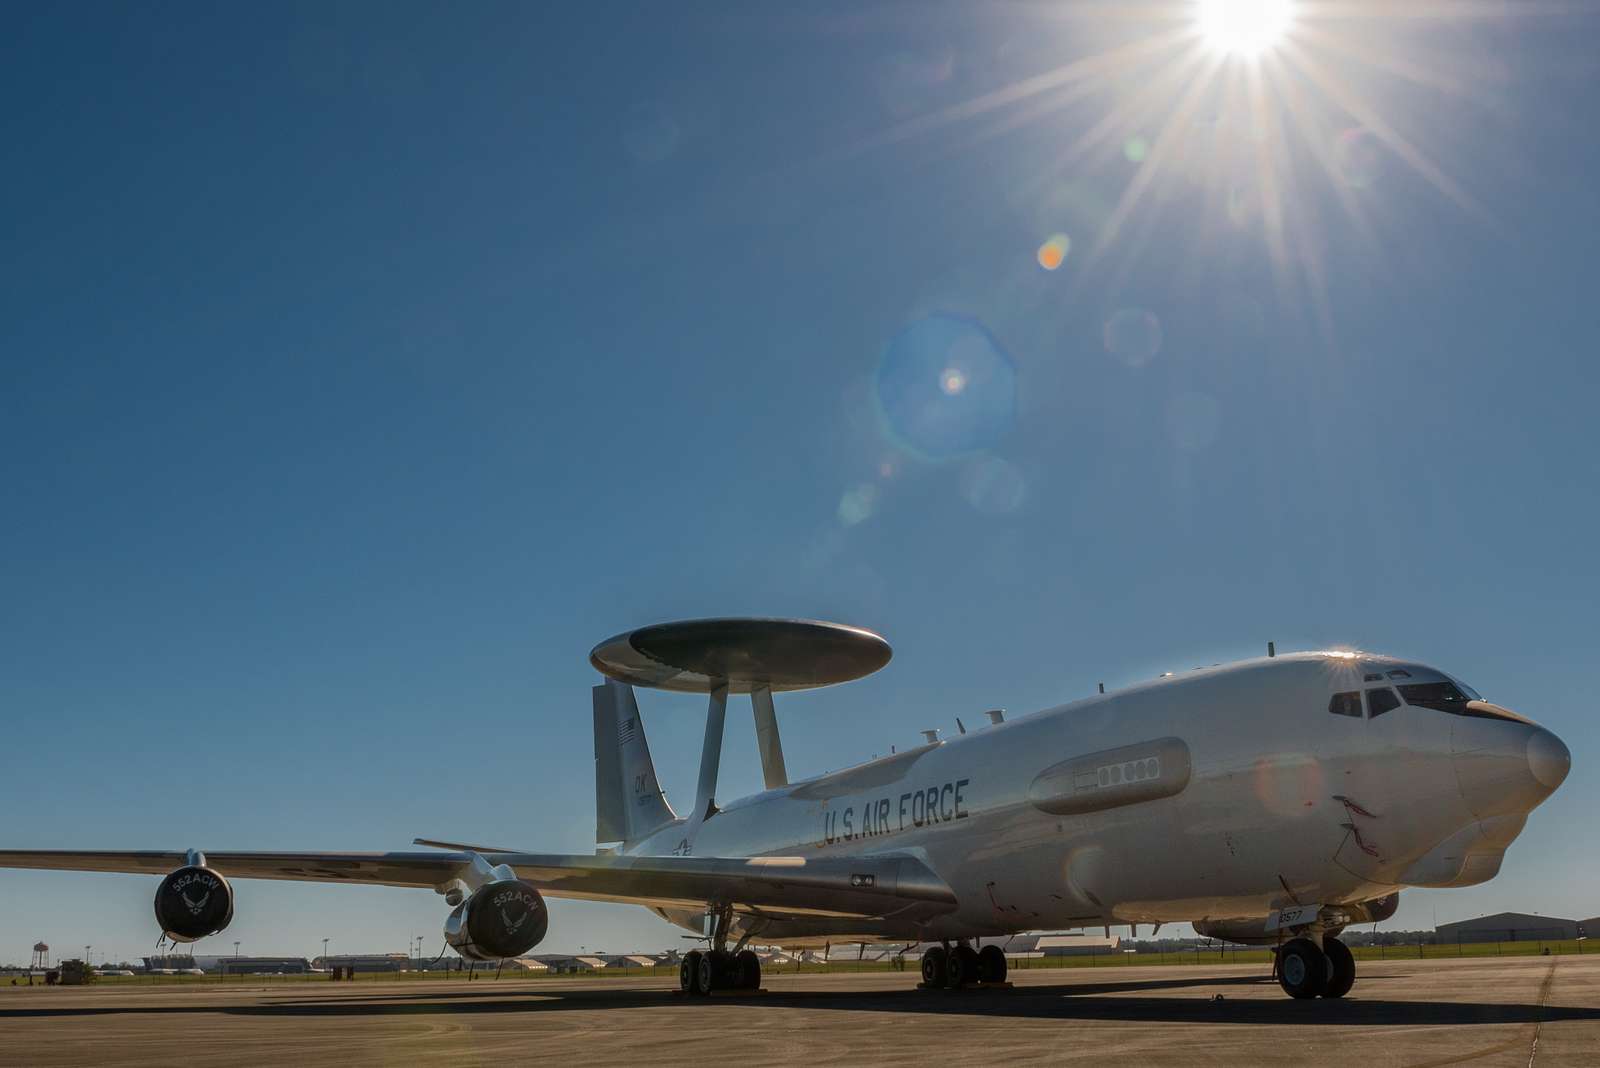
[[322, 937, 330, 966]]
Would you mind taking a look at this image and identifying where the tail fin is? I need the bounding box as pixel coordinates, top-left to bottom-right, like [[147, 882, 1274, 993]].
[[593, 679, 677, 845]]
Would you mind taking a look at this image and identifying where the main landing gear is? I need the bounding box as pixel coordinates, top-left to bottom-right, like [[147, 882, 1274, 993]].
[[1275, 935, 1356, 999], [679, 948, 761, 995], [679, 905, 762, 996], [920, 942, 1008, 989]]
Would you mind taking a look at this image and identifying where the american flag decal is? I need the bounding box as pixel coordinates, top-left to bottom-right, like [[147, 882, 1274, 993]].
[[618, 717, 637, 745]]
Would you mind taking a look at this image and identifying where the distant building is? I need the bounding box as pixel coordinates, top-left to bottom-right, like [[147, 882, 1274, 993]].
[[217, 957, 311, 976], [142, 955, 198, 973], [1436, 913, 1579, 943], [316, 954, 410, 973], [537, 955, 607, 973], [603, 955, 660, 969], [1033, 934, 1122, 956], [501, 957, 550, 972], [1578, 918, 1598, 938]]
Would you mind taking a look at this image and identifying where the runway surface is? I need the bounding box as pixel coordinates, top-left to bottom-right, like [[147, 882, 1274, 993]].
[[5, 955, 1598, 1066]]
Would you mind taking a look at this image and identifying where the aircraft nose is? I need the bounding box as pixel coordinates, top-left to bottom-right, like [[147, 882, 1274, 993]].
[[1527, 727, 1571, 791], [1451, 716, 1569, 819]]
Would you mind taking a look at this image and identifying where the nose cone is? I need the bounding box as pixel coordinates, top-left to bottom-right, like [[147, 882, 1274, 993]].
[[1527, 727, 1571, 791], [1451, 717, 1570, 820]]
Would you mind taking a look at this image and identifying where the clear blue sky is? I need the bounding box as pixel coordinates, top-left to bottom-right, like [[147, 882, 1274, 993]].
[[2, 2, 1596, 963]]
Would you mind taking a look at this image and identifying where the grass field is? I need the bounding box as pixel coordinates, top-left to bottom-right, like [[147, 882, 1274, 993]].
[[4, 938, 1590, 988]]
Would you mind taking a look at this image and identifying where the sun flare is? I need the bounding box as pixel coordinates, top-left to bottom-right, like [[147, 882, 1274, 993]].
[[1198, 0, 1293, 57]]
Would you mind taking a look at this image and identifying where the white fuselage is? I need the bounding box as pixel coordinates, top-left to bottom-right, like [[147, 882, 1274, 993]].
[[627, 652, 1566, 944]]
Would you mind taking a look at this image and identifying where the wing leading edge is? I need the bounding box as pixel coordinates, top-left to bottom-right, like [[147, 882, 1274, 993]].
[[0, 849, 956, 922]]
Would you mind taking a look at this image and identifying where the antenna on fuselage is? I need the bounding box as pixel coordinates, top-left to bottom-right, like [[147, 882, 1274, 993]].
[[921, 729, 940, 745], [955, 717, 966, 735], [1098, 682, 1105, 694], [1268, 641, 1276, 657], [985, 709, 1004, 725]]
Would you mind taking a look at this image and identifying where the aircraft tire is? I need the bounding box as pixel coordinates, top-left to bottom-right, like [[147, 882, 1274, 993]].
[[1276, 938, 1328, 999], [736, 949, 761, 990], [695, 950, 721, 995], [921, 946, 948, 988], [948, 945, 980, 988], [1321, 937, 1356, 999], [681, 950, 703, 995], [977, 944, 1007, 984]]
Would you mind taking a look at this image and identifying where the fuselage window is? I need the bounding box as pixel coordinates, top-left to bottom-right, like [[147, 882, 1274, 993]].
[[1329, 691, 1363, 718], [1398, 681, 1470, 714], [1387, 669, 1411, 679], [1367, 687, 1401, 718]]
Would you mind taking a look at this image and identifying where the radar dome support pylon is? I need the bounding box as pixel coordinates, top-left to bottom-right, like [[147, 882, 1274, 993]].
[[588, 618, 891, 822]]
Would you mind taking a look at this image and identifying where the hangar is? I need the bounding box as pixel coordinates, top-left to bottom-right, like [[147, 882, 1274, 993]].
[[1436, 912, 1579, 943]]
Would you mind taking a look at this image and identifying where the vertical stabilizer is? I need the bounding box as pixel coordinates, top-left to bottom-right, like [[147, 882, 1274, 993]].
[[593, 680, 676, 845]]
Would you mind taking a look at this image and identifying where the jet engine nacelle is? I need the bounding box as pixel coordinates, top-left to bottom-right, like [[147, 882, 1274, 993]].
[[443, 879, 548, 961], [154, 866, 235, 943]]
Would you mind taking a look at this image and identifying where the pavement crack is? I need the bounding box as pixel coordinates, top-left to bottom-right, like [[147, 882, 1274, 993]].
[[1525, 956, 1556, 1068], [1404, 957, 1558, 1068]]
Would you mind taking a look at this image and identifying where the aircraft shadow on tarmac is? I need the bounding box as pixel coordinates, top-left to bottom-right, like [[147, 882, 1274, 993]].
[[3, 972, 1595, 1028]]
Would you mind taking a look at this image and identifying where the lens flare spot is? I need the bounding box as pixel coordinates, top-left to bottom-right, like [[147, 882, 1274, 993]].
[[1124, 136, 1149, 163], [837, 483, 880, 527], [1103, 308, 1163, 367], [1036, 233, 1070, 271], [1335, 127, 1383, 188], [962, 456, 1027, 514], [1252, 753, 1325, 818], [876, 314, 1017, 459]]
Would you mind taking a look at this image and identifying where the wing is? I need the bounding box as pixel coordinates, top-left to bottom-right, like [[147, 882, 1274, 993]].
[[0, 849, 956, 922]]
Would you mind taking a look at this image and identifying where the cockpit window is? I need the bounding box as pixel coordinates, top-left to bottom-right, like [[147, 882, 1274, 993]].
[[1367, 687, 1401, 718], [1387, 669, 1411, 679], [1399, 681, 1470, 713], [1451, 677, 1484, 701], [1329, 691, 1363, 718]]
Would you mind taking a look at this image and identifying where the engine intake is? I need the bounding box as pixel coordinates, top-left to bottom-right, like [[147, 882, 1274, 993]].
[[443, 879, 548, 961], [154, 866, 234, 942]]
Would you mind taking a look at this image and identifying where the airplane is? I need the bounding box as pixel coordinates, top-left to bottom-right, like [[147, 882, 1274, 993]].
[[0, 618, 1572, 1000]]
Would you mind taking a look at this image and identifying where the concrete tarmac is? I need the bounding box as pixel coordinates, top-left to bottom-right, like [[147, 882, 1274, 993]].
[[4, 955, 1598, 1067]]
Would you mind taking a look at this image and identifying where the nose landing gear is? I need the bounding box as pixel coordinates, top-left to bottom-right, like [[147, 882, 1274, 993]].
[[1274, 934, 1356, 999]]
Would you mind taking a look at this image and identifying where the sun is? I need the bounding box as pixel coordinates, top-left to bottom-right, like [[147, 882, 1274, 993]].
[[1197, 0, 1294, 57]]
